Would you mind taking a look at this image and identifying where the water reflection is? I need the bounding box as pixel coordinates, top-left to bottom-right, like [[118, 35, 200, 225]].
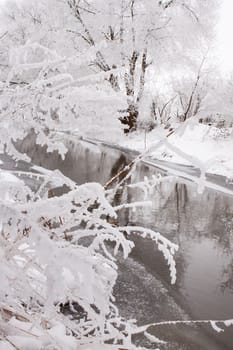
[[128, 175, 233, 296], [122, 169, 233, 348], [18, 136, 233, 349], [221, 260, 233, 293]]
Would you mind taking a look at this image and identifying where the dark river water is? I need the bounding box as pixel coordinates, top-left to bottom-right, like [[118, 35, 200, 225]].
[[14, 136, 233, 349]]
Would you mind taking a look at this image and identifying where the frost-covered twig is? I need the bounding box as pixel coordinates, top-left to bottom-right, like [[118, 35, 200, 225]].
[[130, 318, 233, 335], [113, 201, 152, 212], [120, 226, 178, 284]]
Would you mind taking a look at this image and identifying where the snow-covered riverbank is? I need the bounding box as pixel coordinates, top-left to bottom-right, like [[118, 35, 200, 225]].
[[76, 120, 233, 180], [122, 124, 233, 179]]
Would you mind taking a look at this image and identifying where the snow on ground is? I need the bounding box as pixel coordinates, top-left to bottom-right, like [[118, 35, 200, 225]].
[[77, 118, 233, 179], [120, 124, 233, 179]]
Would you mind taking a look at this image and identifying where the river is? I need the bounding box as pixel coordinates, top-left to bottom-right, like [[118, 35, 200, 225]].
[[16, 136, 233, 349]]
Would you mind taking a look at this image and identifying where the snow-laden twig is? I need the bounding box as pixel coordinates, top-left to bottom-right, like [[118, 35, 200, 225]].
[[120, 226, 178, 284], [130, 318, 233, 335], [113, 200, 152, 212]]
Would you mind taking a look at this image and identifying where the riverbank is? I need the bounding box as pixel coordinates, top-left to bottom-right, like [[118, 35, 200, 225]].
[[122, 123, 233, 180], [75, 120, 233, 180]]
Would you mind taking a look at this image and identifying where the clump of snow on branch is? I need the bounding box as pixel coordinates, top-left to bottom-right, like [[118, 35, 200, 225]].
[[0, 41, 126, 161]]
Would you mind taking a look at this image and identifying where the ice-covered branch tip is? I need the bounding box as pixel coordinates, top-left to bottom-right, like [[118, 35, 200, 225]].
[[120, 226, 178, 284], [114, 318, 233, 349], [130, 318, 233, 336], [128, 174, 175, 199], [113, 200, 152, 211]]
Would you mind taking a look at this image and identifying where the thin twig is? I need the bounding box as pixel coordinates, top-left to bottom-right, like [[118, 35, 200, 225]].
[[6, 338, 20, 350], [0, 31, 8, 40]]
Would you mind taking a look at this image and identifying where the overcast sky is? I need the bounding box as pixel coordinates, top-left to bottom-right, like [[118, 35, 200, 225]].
[[217, 0, 233, 73]]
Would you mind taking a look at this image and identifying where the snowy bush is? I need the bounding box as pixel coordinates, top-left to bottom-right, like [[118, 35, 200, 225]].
[[0, 42, 127, 160]]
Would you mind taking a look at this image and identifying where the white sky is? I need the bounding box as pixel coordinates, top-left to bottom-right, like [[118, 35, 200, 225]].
[[217, 0, 233, 74]]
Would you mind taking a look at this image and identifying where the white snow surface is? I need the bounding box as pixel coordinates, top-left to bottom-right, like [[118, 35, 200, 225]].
[[87, 123, 233, 179]]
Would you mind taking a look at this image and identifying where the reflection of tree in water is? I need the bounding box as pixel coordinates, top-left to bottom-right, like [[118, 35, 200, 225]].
[[153, 182, 190, 290], [126, 172, 233, 297], [110, 154, 127, 178], [156, 181, 232, 244], [165, 183, 233, 295], [161, 182, 189, 235], [217, 210, 233, 294], [213, 210, 233, 251], [149, 181, 191, 241], [206, 197, 233, 294], [221, 260, 233, 293], [110, 154, 132, 225], [175, 183, 188, 211]]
